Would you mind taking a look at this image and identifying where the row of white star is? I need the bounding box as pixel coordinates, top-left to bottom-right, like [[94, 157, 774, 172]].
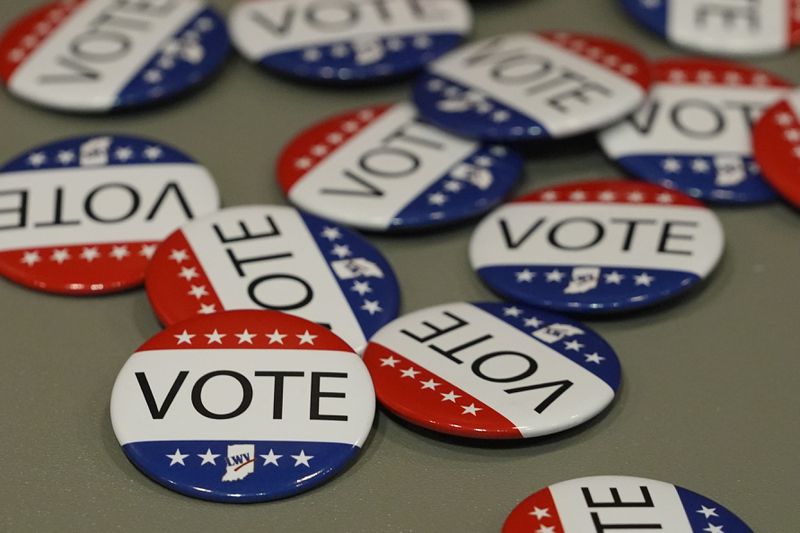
[[660, 157, 760, 176], [167, 448, 314, 467], [378, 356, 483, 416], [537, 189, 674, 203], [515, 268, 655, 287], [301, 34, 434, 63], [775, 112, 800, 158], [174, 328, 318, 346], [20, 244, 156, 266], [663, 68, 778, 87], [548, 33, 639, 76], [5, 2, 77, 63], [26, 145, 164, 167], [294, 110, 377, 170]]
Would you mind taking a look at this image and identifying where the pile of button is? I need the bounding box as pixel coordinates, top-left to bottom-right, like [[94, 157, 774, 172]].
[[1, 0, 796, 529]]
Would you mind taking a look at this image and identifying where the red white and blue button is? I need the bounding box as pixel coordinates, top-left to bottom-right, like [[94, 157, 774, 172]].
[[0, 0, 230, 113], [278, 103, 523, 231], [753, 89, 800, 208], [620, 0, 800, 56], [363, 302, 620, 439], [110, 310, 375, 503], [469, 180, 725, 314], [145, 205, 400, 354], [0, 134, 219, 295], [228, 0, 472, 83], [503, 476, 753, 533], [599, 59, 791, 204], [412, 31, 651, 142]]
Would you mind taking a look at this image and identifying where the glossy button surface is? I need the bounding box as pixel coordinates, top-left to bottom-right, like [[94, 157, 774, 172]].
[[753, 89, 800, 208]]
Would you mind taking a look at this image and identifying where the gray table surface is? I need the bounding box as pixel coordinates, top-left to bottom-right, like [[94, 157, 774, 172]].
[[1, 1, 798, 531]]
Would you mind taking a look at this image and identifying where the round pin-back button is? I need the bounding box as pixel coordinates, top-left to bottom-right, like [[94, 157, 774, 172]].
[[146, 205, 400, 353], [363, 302, 620, 439], [110, 310, 375, 503], [228, 0, 472, 84], [599, 59, 790, 204], [620, 0, 800, 57], [753, 89, 800, 208], [503, 475, 753, 533], [0, 0, 229, 113], [412, 31, 650, 142], [278, 103, 523, 231], [0, 134, 219, 295], [469, 180, 725, 314]]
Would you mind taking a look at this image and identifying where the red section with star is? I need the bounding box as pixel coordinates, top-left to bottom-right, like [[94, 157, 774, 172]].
[[363, 342, 521, 439], [654, 58, 791, 88], [502, 487, 565, 533], [753, 96, 800, 207], [0, 240, 158, 294], [515, 179, 703, 207], [145, 229, 224, 326]]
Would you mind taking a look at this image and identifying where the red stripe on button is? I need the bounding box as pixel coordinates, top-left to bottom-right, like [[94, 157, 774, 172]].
[[513, 179, 704, 207], [790, 0, 800, 45], [363, 342, 522, 439], [654, 58, 792, 88], [502, 487, 565, 533], [753, 99, 800, 206]]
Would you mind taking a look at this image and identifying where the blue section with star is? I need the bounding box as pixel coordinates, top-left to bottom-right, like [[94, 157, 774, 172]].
[[116, 8, 230, 110], [675, 485, 754, 532], [477, 265, 701, 314], [471, 302, 621, 391], [617, 153, 778, 204], [412, 72, 552, 141], [620, 0, 668, 37], [300, 212, 401, 344], [390, 144, 522, 229], [260, 32, 463, 82], [0, 134, 195, 173], [123, 440, 358, 503]]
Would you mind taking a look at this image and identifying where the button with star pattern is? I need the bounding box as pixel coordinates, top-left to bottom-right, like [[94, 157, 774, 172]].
[[0, 134, 219, 295], [502, 475, 753, 533], [278, 103, 523, 231], [110, 309, 375, 503], [599, 59, 791, 204], [412, 31, 650, 142], [0, 0, 230, 113], [228, 0, 472, 84], [145, 205, 400, 353], [363, 302, 620, 439], [469, 180, 725, 314], [620, 0, 800, 57], [753, 89, 800, 208]]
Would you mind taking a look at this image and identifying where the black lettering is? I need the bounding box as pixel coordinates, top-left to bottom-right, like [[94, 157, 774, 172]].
[[671, 99, 724, 139], [610, 218, 656, 252], [491, 54, 551, 84], [695, 3, 759, 30], [583, 485, 656, 508], [34, 187, 80, 228], [657, 221, 697, 255], [84, 183, 140, 223], [145, 182, 194, 221], [382, 119, 446, 151], [71, 31, 131, 62], [430, 334, 493, 365], [38, 56, 101, 84], [401, 311, 469, 343], [321, 169, 384, 197], [505, 379, 574, 413], [213, 215, 281, 243], [255, 371, 304, 419], [359, 146, 420, 177], [548, 217, 604, 250], [192, 370, 253, 419], [135, 371, 188, 419], [310, 372, 349, 421], [247, 274, 313, 310], [547, 80, 612, 113], [472, 351, 538, 383], [499, 217, 546, 249], [306, 1, 359, 31], [627, 100, 660, 135], [251, 5, 295, 36], [0, 190, 28, 230]]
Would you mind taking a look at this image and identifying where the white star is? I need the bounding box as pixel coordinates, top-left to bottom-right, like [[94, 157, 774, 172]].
[[115, 147, 133, 162], [536, 526, 556, 533], [56, 150, 75, 165], [441, 391, 461, 402], [330, 43, 350, 58], [385, 37, 404, 51], [598, 190, 616, 202], [302, 48, 322, 62], [634, 272, 655, 286], [461, 403, 482, 416], [785, 129, 800, 143], [564, 340, 584, 351], [491, 146, 507, 158], [585, 352, 605, 364], [524, 317, 543, 328], [188, 285, 208, 299], [139, 244, 157, 259], [529, 506, 551, 520], [197, 448, 220, 465], [361, 299, 383, 315], [174, 330, 195, 344], [428, 192, 447, 206], [143, 146, 163, 161], [540, 190, 558, 201], [331, 244, 352, 259], [292, 450, 313, 467], [205, 329, 226, 344], [342, 120, 360, 133], [310, 144, 328, 157], [703, 525, 724, 533], [413, 34, 432, 49], [8, 48, 24, 62], [662, 157, 682, 173], [545, 269, 565, 283], [620, 63, 638, 76], [357, 110, 374, 121], [327, 132, 344, 144], [692, 158, 711, 173], [267, 330, 287, 344], [420, 378, 440, 390], [723, 71, 743, 84], [627, 191, 645, 202], [27, 152, 47, 167], [604, 271, 624, 284], [667, 68, 686, 82], [775, 112, 794, 126], [400, 367, 420, 379], [492, 110, 511, 123], [178, 267, 199, 281], [166, 449, 188, 466], [169, 249, 189, 263], [321, 227, 342, 241], [236, 329, 256, 344], [143, 69, 162, 84], [351, 281, 372, 296], [50, 249, 70, 264], [515, 269, 536, 283], [427, 78, 445, 92], [697, 506, 719, 519], [603, 54, 620, 67], [656, 193, 674, 204], [20, 251, 41, 267], [297, 330, 317, 345], [295, 157, 312, 169], [380, 356, 399, 367], [76, 247, 99, 262], [260, 449, 282, 466], [109, 245, 130, 260], [198, 303, 217, 315], [503, 306, 523, 317], [442, 180, 463, 193], [569, 190, 587, 201], [696, 70, 715, 83]]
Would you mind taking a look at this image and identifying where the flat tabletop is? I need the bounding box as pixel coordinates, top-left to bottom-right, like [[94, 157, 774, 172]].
[[1, 1, 798, 531]]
